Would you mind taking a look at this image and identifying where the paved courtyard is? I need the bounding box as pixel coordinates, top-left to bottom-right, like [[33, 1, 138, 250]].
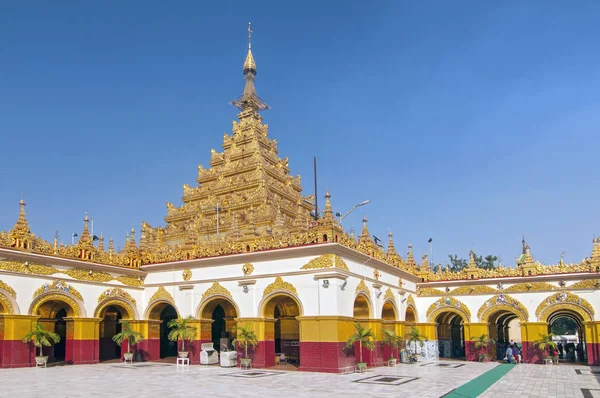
[[0, 361, 598, 397]]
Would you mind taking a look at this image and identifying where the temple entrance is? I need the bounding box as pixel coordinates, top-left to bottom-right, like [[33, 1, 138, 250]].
[[33, 297, 75, 363], [53, 308, 67, 361], [99, 305, 128, 361], [263, 294, 301, 367], [200, 297, 238, 352], [353, 294, 371, 319], [549, 311, 587, 363], [382, 300, 397, 321], [488, 310, 522, 361], [436, 312, 465, 359], [405, 306, 416, 323], [159, 305, 178, 358]]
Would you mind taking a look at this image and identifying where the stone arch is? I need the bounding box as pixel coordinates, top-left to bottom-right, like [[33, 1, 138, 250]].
[[382, 299, 398, 321], [353, 293, 372, 319], [536, 292, 594, 322], [95, 298, 137, 320], [426, 297, 471, 323], [405, 295, 417, 322], [261, 291, 304, 318], [0, 285, 18, 315], [144, 286, 180, 320], [477, 294, 529, 323], [198, 295, 239, 320], [30, 291, 85, 317]]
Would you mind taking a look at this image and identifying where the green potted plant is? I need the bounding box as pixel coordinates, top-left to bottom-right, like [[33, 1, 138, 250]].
[[112, 320, 144, 363], [406, 326, 427, 363], [23, 323, 61, 367], [472, 334, 495, 362], [345, 322, 375, 372], [232, 323, 258, 368], [534, 333, 557, 363], [167, 316, 197, 358], [381, 328, 403, 366]]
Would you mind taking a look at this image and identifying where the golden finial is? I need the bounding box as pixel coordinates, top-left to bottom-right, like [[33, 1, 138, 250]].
[[248, 21, 253, 50], [243, 22, 257, 75]]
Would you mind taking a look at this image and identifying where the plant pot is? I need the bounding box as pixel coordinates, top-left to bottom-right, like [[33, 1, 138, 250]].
[[388, 358, 397, 366], [240, 358, 252, 368], [356, 362, 367, 371], [35, 356, 48, 366], [178, 351, 189, 358], [123, 353, 134, 362]]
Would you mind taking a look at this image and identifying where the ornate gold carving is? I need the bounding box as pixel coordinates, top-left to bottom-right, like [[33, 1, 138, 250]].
[[149, 286, 175, 304], [0, 260, 56, 275], [242, 263, 254, 276], [503, 282, 557, 293], [301, 254, 349, 271], [263, 276, 298, 297], [417, 287, 446, 296], [568, 279, 600, 290], [115, 276, 144, 287], [426, 296, 472, 322], [398, 278, 403, 288], [62, 268, 113, 283], [0, 291, 14, 314], [355, 279, 371, 297], [31, 293, 81, 317], [373, 269, 381, 280], [95, 298, 135, 319], [384, 288, 394, 301], [98, 287, 136, 306], [33, 280, 84, 302], [477, 294, 529, 322], [535, 292, 594, 322], [0, 280, 16, 298], [406, 295, 416, 310], [449, 285, 498, 295], [182, 269, 192, 281], [202, 282, 233, 300]]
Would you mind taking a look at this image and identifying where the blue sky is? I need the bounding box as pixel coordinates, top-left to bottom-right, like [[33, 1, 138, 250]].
[[1, 1, 599, 265]]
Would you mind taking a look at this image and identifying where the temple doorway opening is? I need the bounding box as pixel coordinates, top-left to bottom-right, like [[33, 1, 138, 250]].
[[549, 311, 587, 363], [201, 298, 238, 352], [436, 312, 465, 359], [488, 310, 521, 361], [263, 294, 301, 367], [99, 305, 127, 361], [33, 297, 75, 363], [159, 305, 178, 358]]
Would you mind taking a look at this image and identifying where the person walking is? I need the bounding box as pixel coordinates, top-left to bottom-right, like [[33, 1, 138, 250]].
[[505, 345, 513, 364]]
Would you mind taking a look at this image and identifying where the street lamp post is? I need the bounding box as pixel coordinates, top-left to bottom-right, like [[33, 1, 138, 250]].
[[337, 200, 370, 228]]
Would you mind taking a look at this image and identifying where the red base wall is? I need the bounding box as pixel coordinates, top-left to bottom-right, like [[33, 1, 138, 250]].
[[0, 340, 35, 368], [587, 342, 600, 366], [237, 340, 274, 368], [67, 339, 99, 365], [136, 339, 160, 361], [465, 341, 478, 361], [522, 342, 544, 364], [299, 342, 355, 373]]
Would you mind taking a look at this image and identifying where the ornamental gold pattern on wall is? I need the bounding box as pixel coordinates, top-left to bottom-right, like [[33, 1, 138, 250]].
[[355, 279, 371, 297], [426, 296, 472, 320], [33, 280, 84, 302], [98, 287, 136, 306], [535, 291, 595, 321], [0, 280, 17, 298], [242, 263, 254, 276], [301, 254, 349, 271], [263, 276, 298, 297], [202, 282, 232, 300], [477, 294, 529, 322], [149, 286, 175, 304]]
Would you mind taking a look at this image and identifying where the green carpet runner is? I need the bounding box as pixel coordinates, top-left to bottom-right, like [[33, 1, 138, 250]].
[[442, 364, 515, 398]]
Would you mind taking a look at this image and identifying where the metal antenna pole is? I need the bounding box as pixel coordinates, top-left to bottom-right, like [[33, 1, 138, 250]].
[[313, 156, 318, 220]]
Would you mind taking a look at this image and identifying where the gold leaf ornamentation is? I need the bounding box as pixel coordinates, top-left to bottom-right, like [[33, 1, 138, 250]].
[[477, 294, 529, 322], [182, 269, 192, 281], [355, 279, 371, 297], [202, 282, 233, 300], [503, 282, 557, 293], [417, 287, 445, 296], [384, 288, 395, 301], [0, 291, 14, 314], [98, 287, 136, 306], [406, 295, 416, 310], [0, 260, 56, 275], [242, 263, 254, 276], [398, 278, 403, 288], [263, 276, 298, 297], [0, 280, 16, 298], [535, 292, 594, 322], [62, 268, 113, 283], [373, 269, 381, 280], [115, 276, 144, 287], [568, 279, 600, 290], [426, 296, 472, 322], [301, 254, 349, 271], [33, 280, 84, 302], [149, 286, 175, 303], [448, 285, 498, 295], [31, 293, 81, 317]]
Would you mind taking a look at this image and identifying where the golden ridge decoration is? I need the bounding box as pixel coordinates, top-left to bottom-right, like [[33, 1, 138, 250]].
[[242, 263, 254, 276], [0, 280, 16, 298], [417, 287, 446, 296], [355, 279, 371, 297], [149, 286, 175, 304], [202, 282, 233, 300], [115, 276, 144, 287], [0, 291, 14, 314], [31, 293, 81, 317], [301, 254, 349, 271], [535, 292, 595, 322], [503, 282, 557, 293], [406, 295, 416, 310], [182, 269, 192, 281], [426, 296, 472, 322], [384, 288, 395, 301], [62, 268, 113, 283], [33, 280, 84, 302], [449, 285, 498, 295], [263, 276, 298, 297], [568, 279, 600, 290], [477, 294, 529, 322], [0, 260, 56, 275], [98, 287, 136, 306]]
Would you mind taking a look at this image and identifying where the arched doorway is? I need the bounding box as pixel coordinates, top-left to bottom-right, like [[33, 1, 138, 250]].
[[353, 294, 371, 319], [54, 308, 67, 361], [99, 305, 129, 361], [548, 311, 587, 363], [263, 294, 301, 366], [405, 306, 416, 323], [200, 297, 238, 352], [487, 310, 522, 360], [436, 312, 465, 359], [146, 301, 180, 360], [382, 300, 397, 321], [159, 305, 178, 358], [33, 297, 76, 363]]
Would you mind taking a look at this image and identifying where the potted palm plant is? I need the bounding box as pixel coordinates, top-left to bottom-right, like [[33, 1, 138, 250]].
[[232, 323, 258, 369], [23, 323, 60, 367], [381, 328, 403, 366], [167, 316, 197, 358], [345, 322, 375, 372], [534, 333, 557, 363], [112, 320, 144, 363], [406, 326, 427, 363], [472, 334, 495, 362]]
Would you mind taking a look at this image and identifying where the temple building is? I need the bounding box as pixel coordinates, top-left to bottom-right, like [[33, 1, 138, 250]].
[[0, 28, 599, 371]]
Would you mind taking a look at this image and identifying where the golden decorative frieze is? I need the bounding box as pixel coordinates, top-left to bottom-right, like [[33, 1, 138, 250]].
[[33, 280, 84, 302], [182, 269, 192, 281], [263, 276, 298, 297], [384, 288, 395, 301], [503, 282, 557, 293], [417, 287, 445, 296], [535, 292, 594, 322], [115, 276, 144, 287], [149, 286, 175, 304], [202, 282, 232, 300], [568, 279, 600, 290], [477, 294, 529, 322], [0, 280, 16, 298], [355, 279, 371, 297], [406, 295, 416, 310], [242, 263, 254, 276], [426, 296, 472, 322], [449, 285, 498, 295], [98, 287, 136, 306], [301, 254, 349, 271], [62, 268, 113, 283], [0, 260, 56, 275]]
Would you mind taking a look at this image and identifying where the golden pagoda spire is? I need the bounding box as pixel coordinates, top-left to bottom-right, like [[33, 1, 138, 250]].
[[77, 213, 92, 247], [323, 188, 334, 221], [467, 249, 477, 269], [386, 231, 402, 266], [108, 237, 115, 260], [359, 215, 370, 240], [590, 236, 600, 269], [9, 197, 33, 249], [407, 243, 415, 268], [421, 254, 430, 272], [98, 233, 105, 252], [126, 226, 138, 251]]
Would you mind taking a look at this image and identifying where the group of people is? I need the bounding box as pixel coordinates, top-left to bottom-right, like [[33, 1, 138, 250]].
[[504, 340, 521, 364]]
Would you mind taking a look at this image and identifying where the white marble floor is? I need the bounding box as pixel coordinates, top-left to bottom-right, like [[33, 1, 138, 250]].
[[0, 360, 500, 398]]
